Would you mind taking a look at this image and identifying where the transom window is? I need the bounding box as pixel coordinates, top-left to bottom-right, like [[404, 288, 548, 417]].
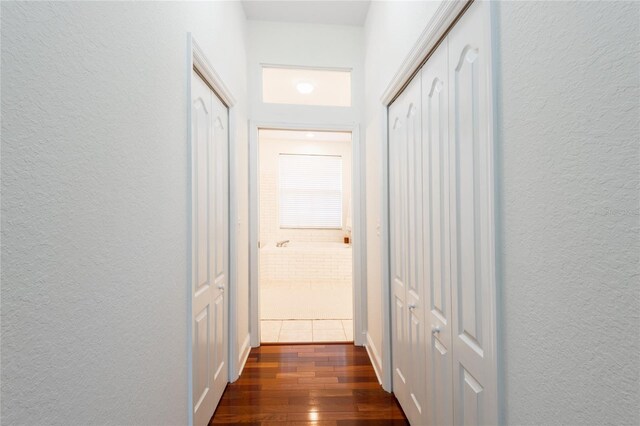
[[262, 66, 352, 107]]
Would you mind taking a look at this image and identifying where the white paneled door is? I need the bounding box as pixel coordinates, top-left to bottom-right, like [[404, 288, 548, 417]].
[[448, 3, 498, 425], [191, 70, 229, 426], [388, 2, 497, 425], [390, 74, 428, 426], [389, 85, 409, 417], [421, 38, 454, 426]]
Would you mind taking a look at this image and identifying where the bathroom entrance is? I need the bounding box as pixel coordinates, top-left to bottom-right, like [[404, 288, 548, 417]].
[[256, 129, 354, 343]]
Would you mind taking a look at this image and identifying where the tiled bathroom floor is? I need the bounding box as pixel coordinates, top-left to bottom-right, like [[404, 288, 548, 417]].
[[260, 319, 353, 343]]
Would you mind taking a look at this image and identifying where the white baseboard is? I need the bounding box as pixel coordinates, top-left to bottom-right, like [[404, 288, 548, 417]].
[[365, 332, 383, 386], [237, 334, 251, 378]]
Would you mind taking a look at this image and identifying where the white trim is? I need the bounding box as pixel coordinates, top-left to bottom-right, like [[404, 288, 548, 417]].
[[248, 121, 366, 347], [261, 63, 354, 73], [484, 1, 501, 421], [187, 33, 238, 425], [379, 104, 393, 392], [237, 334, 252, 377], [353, 124, 367, 347], [248, 123, 260, 347], [186, 34, 195, 426], [228, 107, 239, 383], [380, 0, 470, 106], [489, 2, 505, 422], [192, 37, 236, 107], [365, 332, 383, 387]]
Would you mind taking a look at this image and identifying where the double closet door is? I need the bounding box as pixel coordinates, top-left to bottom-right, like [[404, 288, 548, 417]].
[[389, 2, 498, 425]]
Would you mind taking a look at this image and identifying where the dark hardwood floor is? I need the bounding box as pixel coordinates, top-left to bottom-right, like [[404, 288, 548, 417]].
[[209, 343, 408, 425]]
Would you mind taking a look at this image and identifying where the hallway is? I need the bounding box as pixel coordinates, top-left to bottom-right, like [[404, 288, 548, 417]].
[[2, 1, 638, 425], [210, 344, 407, 424]]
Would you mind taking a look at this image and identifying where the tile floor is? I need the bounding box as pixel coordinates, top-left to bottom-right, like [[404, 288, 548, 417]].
[[260, 319, 353, 343]]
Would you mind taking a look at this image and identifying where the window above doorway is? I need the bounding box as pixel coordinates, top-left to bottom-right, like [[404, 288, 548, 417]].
[[262, 66, 352, 107]]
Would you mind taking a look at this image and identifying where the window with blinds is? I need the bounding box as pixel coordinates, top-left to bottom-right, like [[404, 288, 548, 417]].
[[279, 154, 343, 229]]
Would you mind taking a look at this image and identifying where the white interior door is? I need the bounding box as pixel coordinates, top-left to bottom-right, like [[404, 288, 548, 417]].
[[191, 70, 229, 426], [389, 88, 409, 417], [390, 76, 428, 426], [421, 38, 454, 426], [448, 2, 498, 425]]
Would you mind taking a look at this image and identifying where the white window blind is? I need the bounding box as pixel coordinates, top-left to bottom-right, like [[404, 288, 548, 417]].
[[279, 154, 343, 229]]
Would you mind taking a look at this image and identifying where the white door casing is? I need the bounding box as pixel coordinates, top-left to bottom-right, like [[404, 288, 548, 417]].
[[191, 70, 229, 426], [421, 37, 455, 426], [248, 122, 364, 348], [448, 2, 498, 425]]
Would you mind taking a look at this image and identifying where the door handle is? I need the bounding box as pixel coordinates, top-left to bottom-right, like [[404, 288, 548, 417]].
[[408, 304, 416, 311], [431, 325, 441, 334], [217, 285, 225, 291]]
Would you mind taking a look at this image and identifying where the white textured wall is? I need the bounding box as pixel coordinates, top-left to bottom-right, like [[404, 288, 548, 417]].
[[363, 0, 442, 380], [495, 2, 639, 424], [1, 2, 248, 425]]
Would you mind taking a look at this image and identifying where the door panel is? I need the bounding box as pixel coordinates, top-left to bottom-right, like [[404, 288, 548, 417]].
[[389, 98, 408, 409], [213, 292, 225, 379], [405, 82, 427, 426], [390, 75, 427, 426], [461, 367, 484, 426], [193, 306, 210, 412], [194, 94, 211, 294], [210, 90, 229, 404], [448, 2, 497, 425], [191, 70, 229, 426], [421, 38, 454, 426]]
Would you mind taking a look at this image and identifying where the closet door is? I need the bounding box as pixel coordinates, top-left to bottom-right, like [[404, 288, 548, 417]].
[[448, 2, 498, 425], [421, 39, 454, 426], [389, 76, 427, 426], [389, 86, 409, 420], [191, 71, 229, 426], [210, 87, 229, 414]]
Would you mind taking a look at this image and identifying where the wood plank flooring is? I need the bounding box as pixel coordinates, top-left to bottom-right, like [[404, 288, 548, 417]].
[[209, 344, 408, 425]]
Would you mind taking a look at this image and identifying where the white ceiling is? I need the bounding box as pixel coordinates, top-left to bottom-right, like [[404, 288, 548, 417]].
[[242, 1, 371, 26]]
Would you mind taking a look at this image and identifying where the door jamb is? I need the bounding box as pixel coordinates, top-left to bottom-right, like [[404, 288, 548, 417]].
[[248, 121, 366, 348], [187, 33, 237, 426]]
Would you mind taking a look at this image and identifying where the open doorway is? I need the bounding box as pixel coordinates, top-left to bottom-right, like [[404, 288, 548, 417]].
[[257, 129, 354, 343]]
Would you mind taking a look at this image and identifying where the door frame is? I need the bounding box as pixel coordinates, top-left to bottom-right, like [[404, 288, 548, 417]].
[[248, 121, 366, 347], [187, 34, 237, 426]]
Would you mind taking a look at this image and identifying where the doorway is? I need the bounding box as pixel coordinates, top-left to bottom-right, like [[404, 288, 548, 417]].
[[249, 123, 365, 348], [257, 129, 353, 343], [188, 35, 238, 426]]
